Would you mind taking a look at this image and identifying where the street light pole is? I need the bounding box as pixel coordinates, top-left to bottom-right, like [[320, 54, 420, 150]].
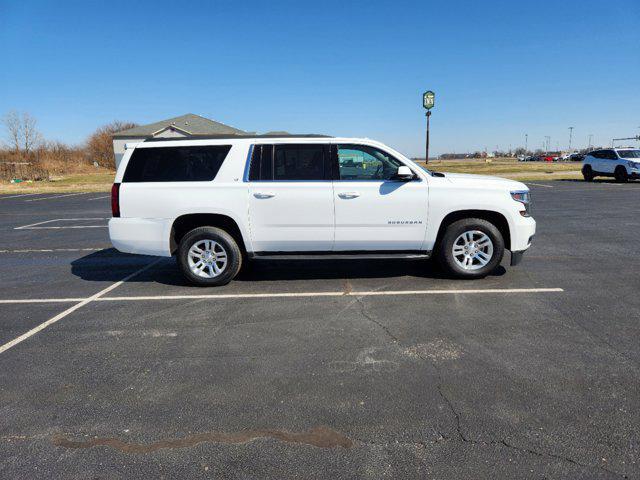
[[588, 134, 593, 150], [568, 126, 574, 151], [525, 133, 528, 153]]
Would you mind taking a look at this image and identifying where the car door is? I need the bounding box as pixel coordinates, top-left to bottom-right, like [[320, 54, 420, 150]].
[[247, 143, 335, 252], [588, 151, 603, 172], [594, 150, 613, 174], [331, 143, 428, 251]]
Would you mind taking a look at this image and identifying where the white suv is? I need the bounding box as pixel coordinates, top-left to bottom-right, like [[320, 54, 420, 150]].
[[109, 136, 536, 286], [582, 148, 640, 182]]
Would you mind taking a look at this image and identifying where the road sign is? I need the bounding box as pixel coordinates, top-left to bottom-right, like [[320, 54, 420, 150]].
[[423, 91, 435, 110]]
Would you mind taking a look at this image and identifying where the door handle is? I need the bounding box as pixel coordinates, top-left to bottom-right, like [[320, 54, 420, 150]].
[[254, 192, 276, 199], [338, 192, 360, 199]]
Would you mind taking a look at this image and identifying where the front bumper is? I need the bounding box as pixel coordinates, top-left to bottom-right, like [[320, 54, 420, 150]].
[[510, 244, 532, 266], [509, 215, 535, 266]]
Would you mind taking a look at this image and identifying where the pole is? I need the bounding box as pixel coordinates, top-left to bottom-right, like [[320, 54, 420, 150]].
[[425, 110, 431, 164], [525, 133, 528, 153], [588, 134, 593, 150], [568, 127, 574, 151]]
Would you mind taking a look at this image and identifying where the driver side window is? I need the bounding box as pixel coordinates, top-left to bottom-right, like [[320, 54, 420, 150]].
[[337, 144, 403, 181]]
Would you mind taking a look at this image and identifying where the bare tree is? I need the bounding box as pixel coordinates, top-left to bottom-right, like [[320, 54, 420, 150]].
[[86, 121, 138, 169], [2, 111, 22, 153], [2, 111, 43, 154], [21, 112, 42, 153]]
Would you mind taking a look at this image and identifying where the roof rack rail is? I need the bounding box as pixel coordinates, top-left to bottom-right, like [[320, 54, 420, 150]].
[[143, 134, 333, 142]]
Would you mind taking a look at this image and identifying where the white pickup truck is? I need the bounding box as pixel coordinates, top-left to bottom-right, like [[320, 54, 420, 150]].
[[109, 136, 535, 286]]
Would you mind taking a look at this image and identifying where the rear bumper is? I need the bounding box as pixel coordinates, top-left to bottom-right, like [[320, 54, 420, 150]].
[[108, 218, 172, 257]]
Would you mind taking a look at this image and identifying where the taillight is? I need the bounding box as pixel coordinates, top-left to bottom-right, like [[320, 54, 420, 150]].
[[111, 183, 120, 217]]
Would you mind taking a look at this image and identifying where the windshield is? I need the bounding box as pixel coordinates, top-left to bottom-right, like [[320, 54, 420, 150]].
[[617, 150, 640, 159]]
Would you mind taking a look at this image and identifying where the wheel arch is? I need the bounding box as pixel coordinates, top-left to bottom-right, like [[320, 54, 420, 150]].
[[434, 210, 511, 251], [170, 213, 249, 254]]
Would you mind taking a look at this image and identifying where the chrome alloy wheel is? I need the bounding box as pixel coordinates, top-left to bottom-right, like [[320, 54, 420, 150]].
[[187, 239, 228, 278], [452, 230, 494, 271]]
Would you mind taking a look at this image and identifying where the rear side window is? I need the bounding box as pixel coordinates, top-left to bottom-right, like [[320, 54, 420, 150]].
[[248, 145, 274, 181], [248, 144, 329, 181], [594, 149, 617, 160], [123, 145, 231, 182]]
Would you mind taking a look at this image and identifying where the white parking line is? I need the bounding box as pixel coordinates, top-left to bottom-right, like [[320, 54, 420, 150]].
[[14, 218, 109, 230], [0, 288, 564, 305], [24, 192, 89, 202], [88, 195, 111, 201], [0, 193, 42, 200], [0, 259, 162, 355], [0, 247, 106, 253], [526, 183, 553, 188]]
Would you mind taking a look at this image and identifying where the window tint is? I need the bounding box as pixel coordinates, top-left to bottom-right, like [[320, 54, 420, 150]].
[[249, 144, 274, 181], [272, 144, 326, 180], [617, 149, 640, 159], [123, 145, 231, 182], [337, 144, 403, 180], [590, 150, 604, 159], [603, 150, 618, 160]]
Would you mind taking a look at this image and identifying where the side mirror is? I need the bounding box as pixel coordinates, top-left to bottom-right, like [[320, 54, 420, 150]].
[[394, 165, 415, 181]]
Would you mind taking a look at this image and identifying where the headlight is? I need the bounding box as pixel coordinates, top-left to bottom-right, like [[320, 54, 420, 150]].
[[511, 190, 531, 217], [629, 161, 640, 169]]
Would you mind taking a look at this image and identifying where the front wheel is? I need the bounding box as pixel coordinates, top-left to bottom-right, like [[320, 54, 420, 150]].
[[614, 166, 628, 183], [437, 218, 505, 279], [177, 226, 242, 286], [582, 165, 594, 182]]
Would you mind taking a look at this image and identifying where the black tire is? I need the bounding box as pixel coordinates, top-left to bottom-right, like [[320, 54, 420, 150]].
[[177, 226, 242, 286], [437, 218, 505, 279], [582, 165, 594, 182], [614, 166, 628, 183]]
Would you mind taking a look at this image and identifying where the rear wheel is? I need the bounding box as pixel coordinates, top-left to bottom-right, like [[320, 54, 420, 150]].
[[582, 164, 594, 182], [177, 226, 242, 286], [437, 218, 505, 279], [614, 166, 628, 183]]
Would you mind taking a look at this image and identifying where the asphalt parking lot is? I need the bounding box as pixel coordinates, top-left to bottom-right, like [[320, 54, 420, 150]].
[[0, 181, 638, 479]]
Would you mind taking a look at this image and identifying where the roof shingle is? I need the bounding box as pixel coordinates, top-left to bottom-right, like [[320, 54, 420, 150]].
[[112, 113, 247, 138]]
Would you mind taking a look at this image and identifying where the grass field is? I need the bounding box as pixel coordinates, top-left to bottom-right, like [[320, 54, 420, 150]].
[[0, 172, 114, 194], [0, 159, 585, 194], [418, 157, 583, 181]]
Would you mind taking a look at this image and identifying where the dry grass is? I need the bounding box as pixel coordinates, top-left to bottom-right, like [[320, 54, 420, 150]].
[[0, 172, 114, 194], [419, 157, 582, 181]]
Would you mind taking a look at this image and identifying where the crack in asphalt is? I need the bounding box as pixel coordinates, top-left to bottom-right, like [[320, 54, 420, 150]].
[[354, 295, 400, 344], [51, 426, 353, 453], [351, 294, 630, 479]]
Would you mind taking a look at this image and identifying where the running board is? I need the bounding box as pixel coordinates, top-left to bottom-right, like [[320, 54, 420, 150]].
[[249, 251, 431, 261]]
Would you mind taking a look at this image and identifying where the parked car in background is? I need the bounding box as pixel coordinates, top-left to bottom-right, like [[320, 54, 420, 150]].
[[109, 136, 535, 285], [569, 153, 584, 162], [582, 148, 640, 182]]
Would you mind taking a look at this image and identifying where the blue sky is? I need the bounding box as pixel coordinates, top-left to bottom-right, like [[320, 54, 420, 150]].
[[1, 0, 639, 156]]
